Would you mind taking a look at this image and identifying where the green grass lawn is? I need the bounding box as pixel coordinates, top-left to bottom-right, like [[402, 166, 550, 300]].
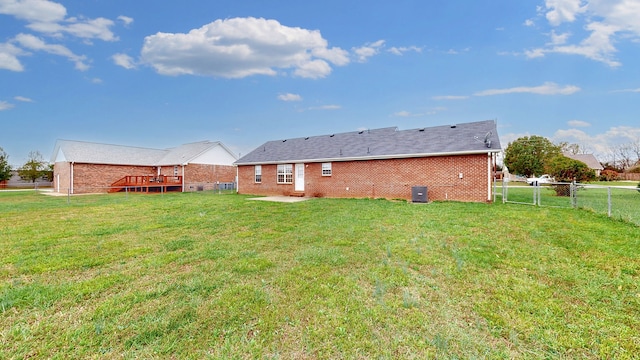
[[1, 191, 639, 359]]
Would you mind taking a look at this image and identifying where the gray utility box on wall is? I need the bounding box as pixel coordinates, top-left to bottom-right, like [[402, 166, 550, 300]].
[[411, 186, 428, 203]]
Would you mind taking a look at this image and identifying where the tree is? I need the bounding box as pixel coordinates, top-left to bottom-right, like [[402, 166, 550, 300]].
[[545, 155, 595, 196], [558, 142, 591, 155], [503, 135, 561, 177], [18, 151, 48, 183], [0, 147, 11, 183], [545, 155, 595, 183]]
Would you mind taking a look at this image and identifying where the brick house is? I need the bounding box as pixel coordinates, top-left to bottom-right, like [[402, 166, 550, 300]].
[[51, 140, 237, 194], [562, 152, 604, 177], [234, 120, 501, 202]]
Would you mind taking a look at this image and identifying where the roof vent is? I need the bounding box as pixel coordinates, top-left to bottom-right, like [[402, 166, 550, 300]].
[[359, 130, 364, 134], [282, 139, 287, 142], [330, 134, 335, 137], [419, 128, 425, 132], [451, 125, 457, 129], [305, 137, 309, 140]]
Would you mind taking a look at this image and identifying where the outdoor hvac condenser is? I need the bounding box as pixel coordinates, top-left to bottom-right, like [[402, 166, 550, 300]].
[[411, 186, 428, 203]]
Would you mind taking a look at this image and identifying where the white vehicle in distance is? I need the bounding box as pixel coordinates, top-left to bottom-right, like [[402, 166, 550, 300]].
[[526, 174, 555, 186]]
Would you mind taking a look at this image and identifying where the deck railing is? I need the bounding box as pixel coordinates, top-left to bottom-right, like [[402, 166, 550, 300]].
[[110, 175, 183, 193]]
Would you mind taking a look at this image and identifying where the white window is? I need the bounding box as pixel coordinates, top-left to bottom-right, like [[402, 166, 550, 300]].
[[255, 165, 262, 183], [277, 164, 293, 184], [322, 162, 332, 176]]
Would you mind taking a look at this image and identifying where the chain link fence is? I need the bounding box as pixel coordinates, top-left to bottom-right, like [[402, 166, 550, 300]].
[[496, 181, 640, 226]]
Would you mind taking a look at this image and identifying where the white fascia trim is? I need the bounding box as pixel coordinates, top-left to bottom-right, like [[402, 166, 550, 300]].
[[235, 149, 501, 166]]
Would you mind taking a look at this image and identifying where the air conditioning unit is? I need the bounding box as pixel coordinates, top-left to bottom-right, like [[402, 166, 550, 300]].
[[411, 186, 428, 203]]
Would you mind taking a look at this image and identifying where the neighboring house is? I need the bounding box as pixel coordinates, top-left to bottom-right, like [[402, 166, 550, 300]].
[[235, 120, 501, 203], [563, 152, 604, 177], [51, 140, 238, 194]]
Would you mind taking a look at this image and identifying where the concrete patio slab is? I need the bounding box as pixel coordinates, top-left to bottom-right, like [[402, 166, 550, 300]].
[[248, 196, 311, 203]]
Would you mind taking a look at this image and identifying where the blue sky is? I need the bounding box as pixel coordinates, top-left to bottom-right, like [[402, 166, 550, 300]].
[[1, 0, 639, 166]]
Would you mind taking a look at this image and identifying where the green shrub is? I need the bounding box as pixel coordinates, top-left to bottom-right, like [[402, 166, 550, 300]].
[[599, 169, 619, 181]]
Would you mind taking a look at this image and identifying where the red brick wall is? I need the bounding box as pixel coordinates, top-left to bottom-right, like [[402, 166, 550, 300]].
[[182, 163, 236, 191], [53, 162, 237, 194], [69, 163, 155, 193], [53, 162, 71, 193], [238, 154, 494, 202]]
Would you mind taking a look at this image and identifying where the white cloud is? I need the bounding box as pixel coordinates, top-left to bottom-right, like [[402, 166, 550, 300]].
[[432, 95, 469, 100], [613, 88, 640, 93], [0, 100, 14, 110], [62, 17, 118, 42], [0, 0, 66, 24], [474, 82, 580, 96], [118, 15, 133, 26], [544, 0, 587, 26], [393, 111, 413, 117], [1, 0, 118, 41], [568, 119, 591, 127], [13, 33, 89, 70], [140, 17, 349, 79], [112, 53, 136, 69], [388, 46, 422, 56], [14, 95, 32, 102], [548, 30, 570, 45], [352, 40, 385, 62], [553, 126, 640, 158], [0, 42, 26, 71], [392, 107, 446, 117], [278, 93, 302, 102], [0, 0, 126, 71], [294, 59, 332, 78], [524, 19, 535, 26], [309, 105, 341, 110], [529, 0, 640, 67]]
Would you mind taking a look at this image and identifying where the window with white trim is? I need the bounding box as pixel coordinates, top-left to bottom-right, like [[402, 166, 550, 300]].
[[254, 165, 262, 183], [322, 162, 332, 176], [277, 164, 293, 184]]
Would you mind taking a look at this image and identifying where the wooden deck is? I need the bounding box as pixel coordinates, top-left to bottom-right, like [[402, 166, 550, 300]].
[[109, 175, 183, 193]]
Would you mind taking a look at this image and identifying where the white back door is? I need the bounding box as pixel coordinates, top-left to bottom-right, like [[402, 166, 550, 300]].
[[295, 163, 304, 192]]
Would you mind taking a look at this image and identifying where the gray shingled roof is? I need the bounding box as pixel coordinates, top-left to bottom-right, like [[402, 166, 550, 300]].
[[235, 120, 501, 165], [563, 153, 604, 170], [52, 140, 231, 166]]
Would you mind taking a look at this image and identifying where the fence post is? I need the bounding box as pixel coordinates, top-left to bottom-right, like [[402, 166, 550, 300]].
[[607, 187, 612, 218], [502, 180, 507, 203]]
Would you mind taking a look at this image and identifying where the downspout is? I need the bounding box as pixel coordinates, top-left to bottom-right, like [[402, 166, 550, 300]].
[[70, 161, 74, 194], [182, 165, 185, 192], [487, 153, 492, 202], [236, 166, 239, 193]]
